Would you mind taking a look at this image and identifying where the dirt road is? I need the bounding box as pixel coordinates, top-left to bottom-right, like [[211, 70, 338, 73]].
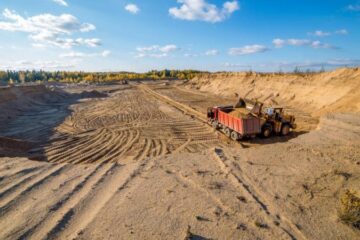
[[0, 82, 359, 240]]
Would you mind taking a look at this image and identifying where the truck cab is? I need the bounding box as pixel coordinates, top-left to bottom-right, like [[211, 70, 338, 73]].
[[207, 106, 232, 128]]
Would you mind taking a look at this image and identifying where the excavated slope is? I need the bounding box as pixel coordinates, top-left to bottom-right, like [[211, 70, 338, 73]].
[[187, 68, 360, 116], [0, 86, 68, 126]]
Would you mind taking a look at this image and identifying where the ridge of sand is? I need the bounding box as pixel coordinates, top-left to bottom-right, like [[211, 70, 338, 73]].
[[187, 67, 360, 115]]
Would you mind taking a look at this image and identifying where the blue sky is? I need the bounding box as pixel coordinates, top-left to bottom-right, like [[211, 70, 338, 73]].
[[0, 0, 359, 72]]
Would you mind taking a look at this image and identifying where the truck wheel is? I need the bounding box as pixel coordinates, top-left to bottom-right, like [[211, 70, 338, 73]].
[[262, 127, 272, 138], [281, 124, 290, 136], [224, 128, 231, 138], [212, 121, 219, 129], [231, 131, 240, 141]]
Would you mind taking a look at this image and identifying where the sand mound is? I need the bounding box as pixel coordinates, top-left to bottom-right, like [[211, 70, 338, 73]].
[[79, 90, 107, 98], [0, 86, 108, 128], [0, 85, 68, 126], [187, 68, 360, 116]]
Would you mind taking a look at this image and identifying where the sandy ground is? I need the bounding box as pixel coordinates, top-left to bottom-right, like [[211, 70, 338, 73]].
[[0, 70, 360, 239]]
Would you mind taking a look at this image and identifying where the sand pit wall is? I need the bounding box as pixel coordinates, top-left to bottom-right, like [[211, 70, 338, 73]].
[[187, 68, 360, 116], [0, 85, 66, 126]]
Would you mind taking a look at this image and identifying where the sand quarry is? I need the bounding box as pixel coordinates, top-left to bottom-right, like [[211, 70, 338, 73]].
[[0, 68, 360, 240]]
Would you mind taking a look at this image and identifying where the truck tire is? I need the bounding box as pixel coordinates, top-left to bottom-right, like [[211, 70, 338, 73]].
[[281, 124, 290, 136], [262, 126, 272, 138], [212, 121, 219, 130], [224, 128, 231, 138], [231, 131, 240, 141]]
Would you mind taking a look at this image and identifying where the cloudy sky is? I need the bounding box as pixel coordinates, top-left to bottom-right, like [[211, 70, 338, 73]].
[[0, 0, 359, 72]]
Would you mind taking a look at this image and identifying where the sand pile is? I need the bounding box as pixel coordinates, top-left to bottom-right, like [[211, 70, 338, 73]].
[[79, 90, 107, 98], [187, 68, 360, 116], [0, 85, 69, 126]]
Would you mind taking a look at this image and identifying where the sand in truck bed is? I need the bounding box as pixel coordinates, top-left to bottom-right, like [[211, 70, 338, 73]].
[[228, 108, 252, 118]]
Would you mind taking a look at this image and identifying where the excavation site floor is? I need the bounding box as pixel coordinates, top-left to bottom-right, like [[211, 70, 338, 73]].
[[0, 82, 359, 240]]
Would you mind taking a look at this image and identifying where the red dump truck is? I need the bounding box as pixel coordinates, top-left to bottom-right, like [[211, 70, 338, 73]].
[[207, 100, 296, 141]]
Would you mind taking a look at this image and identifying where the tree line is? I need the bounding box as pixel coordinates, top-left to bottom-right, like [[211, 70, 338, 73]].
[[0, 70, 206, 85]]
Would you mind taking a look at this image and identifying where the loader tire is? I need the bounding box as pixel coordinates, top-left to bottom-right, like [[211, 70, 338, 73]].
[[262, 126, 272, 138], [281, 124, 290, 136], [224, 128, 231, 138]]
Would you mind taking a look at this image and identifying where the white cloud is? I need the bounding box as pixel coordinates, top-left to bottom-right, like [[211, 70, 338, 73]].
[[60, 50, 111, 58], [229, 45, 268, 56], [60, 52, 86, 58], [32, 43, 47, 48], [169, 0, 240, 23], [310, 41, 334, 49], [273, 38, 336, 49], [223, 1, 239, 13], [308, 29, 348, 37], [125, 4, 140, 14], [159, 44, 178, 53], [273, 38, 285, 48], [102, 50, 111, 57], [0, 9, 99, 48], [136, 53, 168, 58], [53, 0, 68, 7], [347, 4, 360, 11], [40, 38, 101, 48], [205, 49, 219, 56], [335, 29, 348, 35], [277, 59, 360, 69], [136, 45, 158, 52], [184, 53, 198, 57], [323, 58, 360, 67], [287, 39, 312, 46], [311, 30, 331, 37], [222, 59, 360, 71], [0, 59, 78, 70], [135, 44, 179, 58], [223, 62, 251, 68], [80, 23, 96, 32]]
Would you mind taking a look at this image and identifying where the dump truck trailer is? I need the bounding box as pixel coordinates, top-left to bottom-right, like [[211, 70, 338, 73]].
[[208, 106, 261, 140]]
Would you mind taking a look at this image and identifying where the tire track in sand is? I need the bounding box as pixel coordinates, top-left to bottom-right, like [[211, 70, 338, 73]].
[[17, 162, 116, 240], [0, 164, 67, 210], [212, 148, 306, 240], [45, 160, 149, 240]]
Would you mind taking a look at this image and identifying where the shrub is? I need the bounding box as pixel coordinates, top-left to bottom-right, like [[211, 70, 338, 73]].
[[339, 190, 360, 229]]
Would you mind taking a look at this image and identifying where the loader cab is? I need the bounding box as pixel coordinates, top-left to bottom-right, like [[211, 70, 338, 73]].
[[264, 107, 283, 121]]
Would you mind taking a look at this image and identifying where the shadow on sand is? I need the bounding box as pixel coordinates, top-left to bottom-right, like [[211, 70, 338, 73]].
[[0, 86, 108, 162], [219, 130, 308, 148], [247, 130, 308, 145]]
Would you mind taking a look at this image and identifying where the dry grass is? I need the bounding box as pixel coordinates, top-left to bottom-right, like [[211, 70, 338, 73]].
[[339, 190, 360, 229], [254, 220, 268, 228]]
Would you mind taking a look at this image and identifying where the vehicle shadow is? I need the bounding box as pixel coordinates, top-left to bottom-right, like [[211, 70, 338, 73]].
[[246, 130, 308, 145], [187, 235, 211, 240], [0, 85, 108, 162]]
